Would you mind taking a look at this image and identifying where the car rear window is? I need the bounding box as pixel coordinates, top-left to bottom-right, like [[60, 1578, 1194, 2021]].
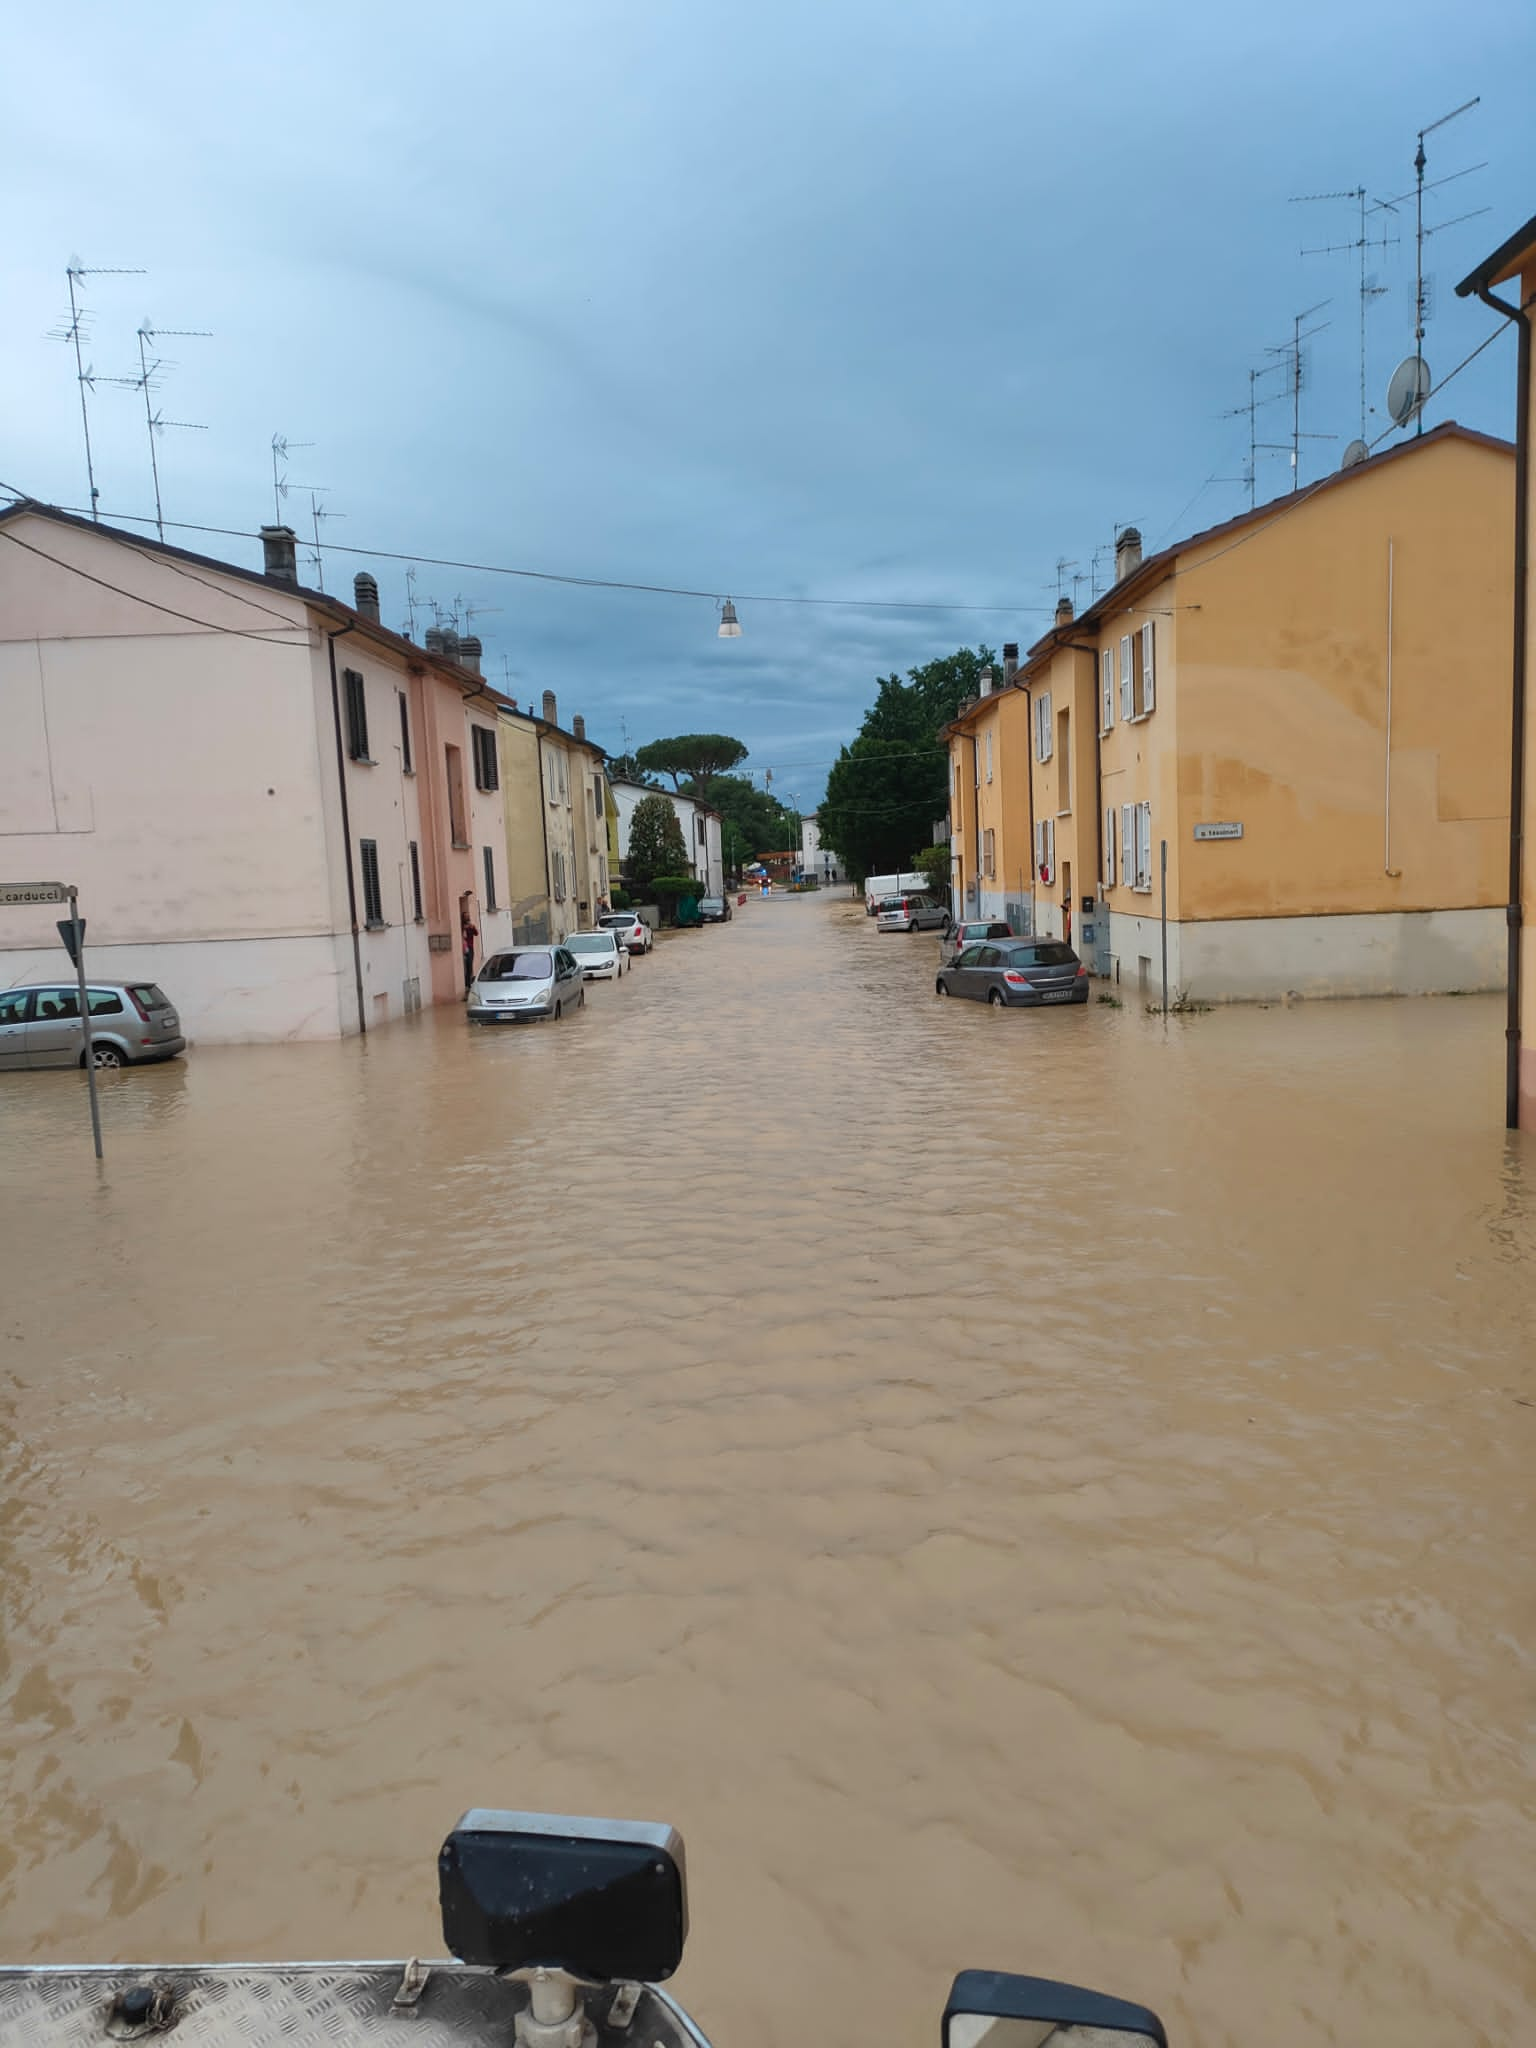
[[566, 934, 612, 952], [1010, 943, 1077, 967], [483, 952, 552, 979], [128, 983, 170, 1010]]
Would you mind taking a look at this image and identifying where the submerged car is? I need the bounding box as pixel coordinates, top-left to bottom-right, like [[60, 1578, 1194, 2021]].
[[565, 931, 627, 979], [935, 938, 1090, 1006], [468, 947, 585, 1022], [0, 979, 185, 1069], [938, 918, 1014, 966], [876, 893, 948, 932], [597, 911, 653, 954], [698, 895, 732, 922]]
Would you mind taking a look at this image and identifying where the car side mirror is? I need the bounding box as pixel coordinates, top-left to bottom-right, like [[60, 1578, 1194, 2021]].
[[944, 1971, 1166, 2048]]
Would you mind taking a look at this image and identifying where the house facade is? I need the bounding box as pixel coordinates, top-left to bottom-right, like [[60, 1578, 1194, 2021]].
[[1458, 213, 1536, 1129], [948, 426, 1515, 1000], [800, 813, 845, 885], [611, 781, 724, 897], [945, 651, 1034, 930], [0, 505, 515, 1040]]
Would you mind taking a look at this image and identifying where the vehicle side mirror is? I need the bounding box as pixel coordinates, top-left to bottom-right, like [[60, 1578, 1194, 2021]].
[[944, 1971, 1167, 2048]]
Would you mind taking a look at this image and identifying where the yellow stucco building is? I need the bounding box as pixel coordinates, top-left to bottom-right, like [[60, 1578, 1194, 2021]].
[[951, 423, 1514, 1002], [1459, 213, 1535, 1130]]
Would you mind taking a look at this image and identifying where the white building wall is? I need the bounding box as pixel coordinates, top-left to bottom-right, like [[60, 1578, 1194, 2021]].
[[1104, 906, 1502, 1003]]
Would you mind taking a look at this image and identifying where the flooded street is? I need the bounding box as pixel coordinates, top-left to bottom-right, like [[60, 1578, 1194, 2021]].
[[2, 892, 1534, 2048]]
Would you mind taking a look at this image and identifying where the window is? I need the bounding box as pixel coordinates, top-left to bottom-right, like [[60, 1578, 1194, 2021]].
[[0, 990, 31, 1025], [1104, 805, 1117, 888], [1034, 691, 1053, 762], [35, 989, 79, 1020], [1140, 621, 1156, 714], [552, 849, 566, 901], [985, 730, 994, 783], [557, 753, 568, 800], [343, 669, 371, 761], [87, 990, 125, 1015], [696, 816, 706, 844], [1057, 707, 1070, 812], [472, 724, 499, 791], [1034, 818, 1056, 878], [983, 826, 995, 878], [1121, 804, 1135, 886], [409, 841, 424, 921], [1136, 801, 1153, 891], [483, 845, 497, 911], [1100, 649, 1115, 733], [359, 838, 384, 925], [1119, 638, 1133, 722], [398, 690, 413, 772], [953, 756, 962, 802], [445, 743, 468, 846]]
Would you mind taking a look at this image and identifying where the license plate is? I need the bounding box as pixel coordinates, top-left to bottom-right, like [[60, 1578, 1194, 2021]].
[[1042, 988, 1074, 1002]]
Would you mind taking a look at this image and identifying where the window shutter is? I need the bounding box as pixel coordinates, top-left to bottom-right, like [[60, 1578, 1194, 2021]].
[[1033, 821, 1043, 874], [1046, 820, 1056, 873], [1119, 638, 1133, 721], [986, 730, 993, 783], [1104, 807, 1116, 887], [1137, 802, 1152, 890], [1121, 804, 1134, 883], [1141, 622, 1155, 713], [1101, 650, 1114, 731], [1038, 692, 1052, 761]]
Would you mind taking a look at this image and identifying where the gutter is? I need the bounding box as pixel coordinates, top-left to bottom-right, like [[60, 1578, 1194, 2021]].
[[325, 619, 367, 1036], [1465, 276, 1531, 1130]]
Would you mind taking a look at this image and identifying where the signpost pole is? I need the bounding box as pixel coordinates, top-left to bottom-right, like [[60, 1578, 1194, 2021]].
[[1160, 840, 1169, 1018], [68, 887, 104, 1161]]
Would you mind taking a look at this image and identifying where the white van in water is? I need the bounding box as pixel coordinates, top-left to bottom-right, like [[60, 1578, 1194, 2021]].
[[863, 870, 929, 914]]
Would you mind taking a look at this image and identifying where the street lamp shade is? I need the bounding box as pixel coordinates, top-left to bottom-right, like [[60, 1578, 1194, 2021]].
[[717, 598, 742, 638]]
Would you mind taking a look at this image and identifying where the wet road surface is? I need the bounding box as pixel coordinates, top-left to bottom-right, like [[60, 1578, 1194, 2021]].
[[2, 892, 1534, 2048]]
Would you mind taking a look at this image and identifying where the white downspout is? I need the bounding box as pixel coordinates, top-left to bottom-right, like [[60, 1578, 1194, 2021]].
[[1385, 537, 1401, 877]]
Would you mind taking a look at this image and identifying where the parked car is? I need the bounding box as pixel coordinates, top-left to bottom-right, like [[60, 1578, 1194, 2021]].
[[935, 939, 1090, 1006], [698, 896, 732, 922], [598, 911, 653, 955], [876, 893, 948, 932], [939, 918, 1014, 966], [0, 980, 185, 1070], [565, 931, 627, 979], [864, 871, 929, 915], [468, 947, 585, 1022]]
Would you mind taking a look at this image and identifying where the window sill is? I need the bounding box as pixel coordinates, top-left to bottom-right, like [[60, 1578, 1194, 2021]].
[[1128, 711, 1154, 724], [451, 841, 471, 852], [364, 918, 388, 931], [413, 916, 426, 925], [402, 766, 416, 777], [475, 784, 499, 796], [350, 755, 379, 767], [1056, 808, 1071, 818]]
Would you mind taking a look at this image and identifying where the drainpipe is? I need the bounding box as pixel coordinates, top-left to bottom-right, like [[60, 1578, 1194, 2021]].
[[535, 721, 555, 941], [970, 732, 982, 909], [325, 619, 367, 1036], [1466, 277, 1530, 1130], [1021, 682, 1037, 935]]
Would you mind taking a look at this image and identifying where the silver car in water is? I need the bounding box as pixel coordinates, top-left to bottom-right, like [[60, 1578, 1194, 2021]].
[[467, 946, 586, 1022], [0, 979, 186, 1069]]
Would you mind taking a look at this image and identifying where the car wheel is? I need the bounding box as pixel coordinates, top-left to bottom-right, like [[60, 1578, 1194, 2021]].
[[553, 1001, 563, 1020], [936, 980, 949, 996], [86, 1043, 125, 1068], [579, 986, 586, 1007], [988, 989, 1005, 1006]]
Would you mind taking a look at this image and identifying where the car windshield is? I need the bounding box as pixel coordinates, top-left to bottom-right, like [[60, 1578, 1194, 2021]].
[[700, 898, 723, 911], [566, 935, 613, 953], [1009, 943, 1077, 967], [482, 952, 552, 980]]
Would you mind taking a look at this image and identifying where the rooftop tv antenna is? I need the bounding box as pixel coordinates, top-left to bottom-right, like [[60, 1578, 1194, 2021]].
[[301, 491, 342, 591], [270, 434, 314, 525], [1398, 97, 1483, 435], [402, 563, 423, 639], [127, 321, 211, 540], [1221, 359, 1289, 508], [1050, 556, 1078, 599], [1265, 302, 1336, 490], [1293, 186, 1396, 440], [48, 261, 147, 519]]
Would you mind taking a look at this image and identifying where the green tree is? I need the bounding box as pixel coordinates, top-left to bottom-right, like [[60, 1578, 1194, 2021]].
[[606, 752, 660, 787], [634, 733, 748, 801], [684, 771, 792, 863], [626, 793, 689, 889]]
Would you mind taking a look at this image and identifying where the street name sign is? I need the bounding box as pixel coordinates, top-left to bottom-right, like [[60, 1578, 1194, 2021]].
[[1192, 822, 1244, 841], [0, 881, 70, 906]]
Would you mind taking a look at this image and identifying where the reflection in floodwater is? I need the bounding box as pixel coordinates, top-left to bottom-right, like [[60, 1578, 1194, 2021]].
[[1, 894, 1533, 2048]]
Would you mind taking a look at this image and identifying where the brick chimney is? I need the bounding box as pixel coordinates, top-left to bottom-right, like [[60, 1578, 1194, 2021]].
[[460, 634, 482, 675], [542, 689, 557, 725], [260, 524, 298, 585], [572, 714, 586, 743], [1055, 596, 1073, 626], [1114, 526, 1143, 582], [353, 572, 379, 621], [1002, 642, 1019, 685]]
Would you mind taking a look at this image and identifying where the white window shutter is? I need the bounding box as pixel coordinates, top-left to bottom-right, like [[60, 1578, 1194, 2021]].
[[1047, 819, 1056, 873], [1142, 622, 1156, 712], [1033, 821, 1043, 874], [1137, 803, 1152, 890], [1101, 650, 1114, 730], [1121, 804, 1134, 883], [1120, 637, 1133, 720], [986, 730, 993, 783], [1104, 807, 1116, 887]]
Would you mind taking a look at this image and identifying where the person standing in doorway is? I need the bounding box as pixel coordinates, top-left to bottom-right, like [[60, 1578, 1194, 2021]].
[[461, 907, 479, 997]]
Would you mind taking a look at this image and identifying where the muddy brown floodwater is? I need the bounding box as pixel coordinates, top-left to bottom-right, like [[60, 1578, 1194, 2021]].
[[2, 892, 1534, 2048]]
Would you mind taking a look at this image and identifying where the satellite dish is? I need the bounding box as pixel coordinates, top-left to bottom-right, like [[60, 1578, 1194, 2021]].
[[1341, 439, 1370, 470], [1386, 355, 1431, 429]]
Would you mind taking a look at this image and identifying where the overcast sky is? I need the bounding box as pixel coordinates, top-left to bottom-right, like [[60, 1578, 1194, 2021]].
[[6, 0, 1533, 808]]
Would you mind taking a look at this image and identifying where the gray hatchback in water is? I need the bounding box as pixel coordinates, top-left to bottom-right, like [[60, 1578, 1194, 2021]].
[[0, 979, 185, 1069], [935, 939, 1089, 1006]]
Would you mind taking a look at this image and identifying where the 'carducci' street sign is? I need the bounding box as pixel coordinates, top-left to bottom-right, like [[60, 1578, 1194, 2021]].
[[0, 881, 71, 906], [1192, 822, 1244, 842]]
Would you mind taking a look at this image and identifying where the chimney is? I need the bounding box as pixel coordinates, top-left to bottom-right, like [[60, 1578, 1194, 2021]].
[[425, 626, 446, 654], [1055, 596, 1074, 625], [572, 713, 586, 743], [440, 627, 460, 660], [1002, 643, 1019, 686], [542, 689, 558, 726], [352, 571, 379, 621], [460, 634, 482, 675], [1114, 526, 1143, 582], [979, 664, 995, 696], [260, 524, 298, 585]]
